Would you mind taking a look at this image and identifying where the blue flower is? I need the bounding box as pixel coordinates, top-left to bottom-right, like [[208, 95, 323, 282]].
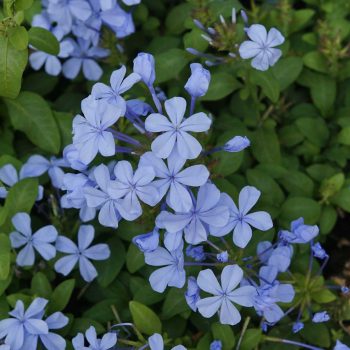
[[63, 144, 88, 171], [145, 96, 211, 159], [185, 277, 200, 312], [122, 0, 141, 5], [91, 65, 140, 116], [0, 298, 49, 350], [72, 326, 117, 350], [148, 333, 186, 350], [217, 251, 229, 263], [21, 311, 69, 350], [0, 164, 43, 201], [140, 151, 209, 212], [210, 340, 222, 350], [55, 225, 110, 282], [210, 187, 273, 248], [341, 286, 349, 294], [144, 240, 185, 293], [312, 311, 330, 323], [239, 24, 284, 71], [292, 321, 304, 333], [156, 183, 229, 245], [196, 265, 257, 325], [72, 96, 121, 164], [184, 63, 210, 98], [253, 266, 295, 323], [20, 155, 69, 188], [108, 161, 160, 221], [186, 245, 205, 261], [279, 217, 319, 244], [223, 136, 250, 152], [133, 52, 156, 86], [83, 165, 121, 228], [334, 340, 350, 350], [312, 242, 328, 259], [10, 213, 58, 267], [61, 172, 97, 223], [132, 229, 159, 253], [257, 241, 293, 272], [62, 38, 109, 81]]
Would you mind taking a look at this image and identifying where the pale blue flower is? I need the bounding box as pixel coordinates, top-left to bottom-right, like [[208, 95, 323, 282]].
[[83, 165, 121, 228], [91, 65, 140, 116], [144, 240, 185, 293], [279, 217, 319, 244], [239, 24, 284, 71], [10, 212, 58, 267], [20, 155, 69, 188], [186, 245, 205, 261], [132, 229, 159, 253], [133, 52, 156, 86], [55, 225, 110, 282], [122, 0, 141, 5], [334, 340, 350, 350], [312, 311, 330, 323], [72, 96, 121, 164], [210, 340, 222, 350], [0, 298, 49, 350], [210, 187, 273, 248], [62, 38, 109, 81], [257, 241, 293, 272], [0, 164, 43, 201], [148, 333, 186, 350], [145, 97, 211, 159], [312, 242, 328, 259], [223, 136, 250, 152], [185, 277, 200, 312], [140, 151, 209, 212], [72, 326, 117, 350], [217, 251, 229, 263], [184, 63, 210, 98], [292, 321, 304, 333], [253, 266, 294, 323], [108, 161, 160, 221], [196, 265, 256, 325], [156, 183, 229, 245]]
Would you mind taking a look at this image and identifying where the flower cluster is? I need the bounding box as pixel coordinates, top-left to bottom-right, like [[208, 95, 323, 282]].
[[29, 0, 141, 80], [188, 9, 285, 71]]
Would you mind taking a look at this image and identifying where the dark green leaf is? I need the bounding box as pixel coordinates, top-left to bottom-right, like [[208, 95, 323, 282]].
[[0, 234, 11, 280], [129, 301, 162, 335], [48, 279, 75, 313]]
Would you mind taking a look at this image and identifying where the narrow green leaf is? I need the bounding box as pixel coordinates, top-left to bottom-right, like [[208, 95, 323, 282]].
[[0, 234, 11, 280]]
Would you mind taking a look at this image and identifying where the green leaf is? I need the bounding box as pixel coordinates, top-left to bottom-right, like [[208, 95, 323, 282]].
[[310, 74, 336, 116], [239, 329, 262, 350], [155, 48, 190, 83], [48, 279, 75, 314], [31, 272, 52, 299], [129, 301, 162, 335], [202, 73, 241, 101], [319, 205, 337, 235], [8, 26, 28, 50], [4, 178, 38, 219], [311, 288, 336, 303], [250, 70, 280, 103], [5, 91, 61, 153], [126, 244, 145, 273], [0, 234, 11, 280], [337, 126, 350, 145], [0, 36, 27, 99], [15, 0, 34, 11], [320, 173, 345, 199], [330, 188, 350, 212], [28, 27, 59, 55], [162, 288, 188, 319], [96, 237, 125, 287], [183, 28, 208, 52], [69, 318, 105, 335], [272, 57, 303, 90], [300, 323, 330, 348], [251, 127, 281, 164], [280, 197, 321, 224], [279, 170, 314, 197], [295, 117, 329, 147], [290, 9, 315, 33], [165, 3, 192, 34], [0, 272, 12, 297], [211, 322, 235, 350], [303, 51, 328, 73]]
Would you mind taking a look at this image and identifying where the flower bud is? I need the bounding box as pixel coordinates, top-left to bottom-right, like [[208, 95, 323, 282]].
[[133, 52, 156, 86], [184, 63, 210, 98], [132, 229, 159, 253]]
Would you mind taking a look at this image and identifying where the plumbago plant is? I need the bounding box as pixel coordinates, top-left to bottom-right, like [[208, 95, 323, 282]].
[[0, 1, 350, 350]]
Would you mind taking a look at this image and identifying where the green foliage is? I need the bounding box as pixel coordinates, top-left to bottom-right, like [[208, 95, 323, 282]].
[[28, 27, 60, 55], [129, 301, 162, 335]]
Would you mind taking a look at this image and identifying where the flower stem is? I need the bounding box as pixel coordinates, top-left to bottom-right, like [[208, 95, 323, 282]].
[[264, 336, 325, 350]]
